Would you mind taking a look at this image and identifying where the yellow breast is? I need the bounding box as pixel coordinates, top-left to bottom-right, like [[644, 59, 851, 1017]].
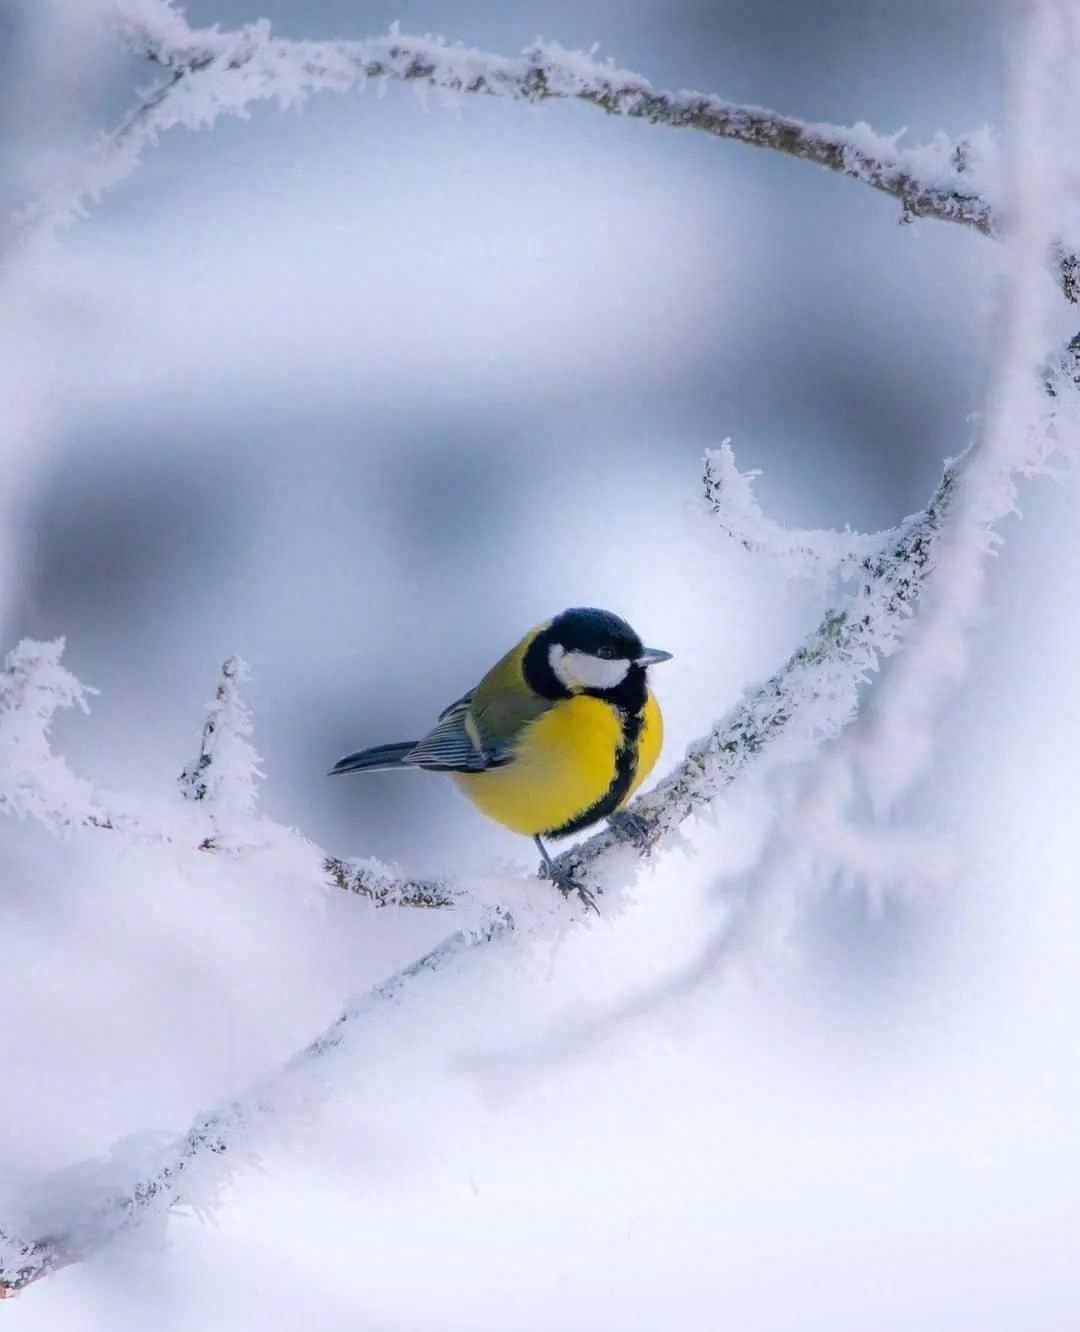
[[622, 688, 663, 807], [453, 690, 663, 838]]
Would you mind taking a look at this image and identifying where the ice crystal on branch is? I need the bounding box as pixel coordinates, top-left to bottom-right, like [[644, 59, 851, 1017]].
[[178, 655, 262, 831], [0, 638, 96, 834], [16, 1, 1077, 300], [703, 441, 888, 582]]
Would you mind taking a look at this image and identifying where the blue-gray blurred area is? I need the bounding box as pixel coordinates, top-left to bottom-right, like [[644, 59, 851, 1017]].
[[4, 0, 1008, 871]]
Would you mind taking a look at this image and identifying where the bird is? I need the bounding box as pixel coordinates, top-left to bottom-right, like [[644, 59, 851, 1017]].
[[330, 607, 672, 906]]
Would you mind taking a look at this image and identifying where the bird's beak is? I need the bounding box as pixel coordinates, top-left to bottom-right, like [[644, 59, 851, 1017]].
[[636, 647, 673, 667]]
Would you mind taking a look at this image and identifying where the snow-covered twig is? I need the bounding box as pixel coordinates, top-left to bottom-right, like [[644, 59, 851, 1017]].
[[0, 917, 508, 1295], [322, 855, 456, 910], [22, 2, 1078, 300], [845, 0, 1077, 814], [174, 660, 456, 905], [0, 646, 454, 912], [0, 639, 97, 834], [702, 440, 888, 581], [178, 655, 262, 835]]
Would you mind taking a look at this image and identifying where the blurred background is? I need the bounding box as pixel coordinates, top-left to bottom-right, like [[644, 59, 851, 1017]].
[[2, 0, 1007, 866], [5, 3, 1079, 1331]]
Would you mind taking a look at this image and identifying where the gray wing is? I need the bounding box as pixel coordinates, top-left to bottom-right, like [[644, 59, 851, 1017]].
[[403, 693, 513, 773]]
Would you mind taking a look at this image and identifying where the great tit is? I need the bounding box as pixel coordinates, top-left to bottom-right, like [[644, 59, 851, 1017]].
[[330, 607, 672, 893]]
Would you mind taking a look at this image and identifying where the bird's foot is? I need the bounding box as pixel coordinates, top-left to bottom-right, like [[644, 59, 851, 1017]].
[[607, 809, 660, 853], [538, 858, 600, 915]]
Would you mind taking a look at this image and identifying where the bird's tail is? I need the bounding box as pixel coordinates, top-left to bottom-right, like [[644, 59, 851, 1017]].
[[329, 741, 419, 776]]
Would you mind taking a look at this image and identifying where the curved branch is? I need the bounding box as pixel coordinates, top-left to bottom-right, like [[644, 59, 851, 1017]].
[[0, 433, 972, 1295], [19, 5, 1074, 299], [0, 918, 506, 1294], [109, 10, 997, 230], [8, 326, 1077, 1289], [552, 451, 962, 895], [701, 440, 890, 579], [3, 2, 1076, 1297]]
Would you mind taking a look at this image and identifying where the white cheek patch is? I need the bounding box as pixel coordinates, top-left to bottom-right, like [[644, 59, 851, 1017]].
[[548, 644, 630, 691]]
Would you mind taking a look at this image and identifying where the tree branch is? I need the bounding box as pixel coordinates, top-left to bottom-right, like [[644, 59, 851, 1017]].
[[3, 1, 1077, 1296], [701, 440, 891, 581], [0, 917, 506, 1294], [551, 451, 962, 897], [108, 8, 999, 234], [6, 357, 1075, 1287], [0, 428, 988, 1295], [18, 3, 1074, 300], [322, 855, 456, 910], [0, 649, 455, 911]]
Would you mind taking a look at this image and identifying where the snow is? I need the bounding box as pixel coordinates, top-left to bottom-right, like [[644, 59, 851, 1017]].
[[178, 656, 263, 832], [0, 639, 96, 834], [0, 371, 1057, 1294], [2, 0, 1080, 1325]]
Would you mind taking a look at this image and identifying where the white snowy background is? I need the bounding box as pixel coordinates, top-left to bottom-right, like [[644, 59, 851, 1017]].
[[2, 1, 1079, 1328]]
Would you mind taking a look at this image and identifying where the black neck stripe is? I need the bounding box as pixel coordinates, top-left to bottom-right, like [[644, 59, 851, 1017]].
[[544, 689, 647, 839]]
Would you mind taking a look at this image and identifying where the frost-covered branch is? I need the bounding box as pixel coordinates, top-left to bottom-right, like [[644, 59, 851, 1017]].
[[22, 1, 1079, 301], [561, 323, 1080, 896], [178, 655, 262, 837], [702, 440, 889, 581], [322, 855, 455, 910], [0, 428, 982, 1295], [6, 328, 1078, 1291], [0, 917, 506, 1295], [0, 639, 98, 833], [551, 449, 963, 897], [175, 658, 455, 904], [0, 647, 453, 912], [175, 660, 455, 905], [5, 0, 1079, 1298], [6, 360, 1076, 1288], [843, 0, 1077, 814], [103, 5, 1000, 235]]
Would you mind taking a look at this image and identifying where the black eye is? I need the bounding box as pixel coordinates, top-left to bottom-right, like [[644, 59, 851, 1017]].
[[596, 645, 616, 660]]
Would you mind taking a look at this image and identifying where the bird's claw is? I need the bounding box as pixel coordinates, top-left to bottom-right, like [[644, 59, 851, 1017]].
[[607, 809, 659, 853], [539, 859, 600, 915]]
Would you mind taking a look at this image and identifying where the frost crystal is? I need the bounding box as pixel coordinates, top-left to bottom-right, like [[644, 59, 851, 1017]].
[[0, 638, 96, 834], [178, 656, 263, 831], [703, 440, 888, 583]]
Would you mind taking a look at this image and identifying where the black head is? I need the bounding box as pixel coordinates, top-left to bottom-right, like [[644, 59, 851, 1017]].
[[523, 607, 672, 704]]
